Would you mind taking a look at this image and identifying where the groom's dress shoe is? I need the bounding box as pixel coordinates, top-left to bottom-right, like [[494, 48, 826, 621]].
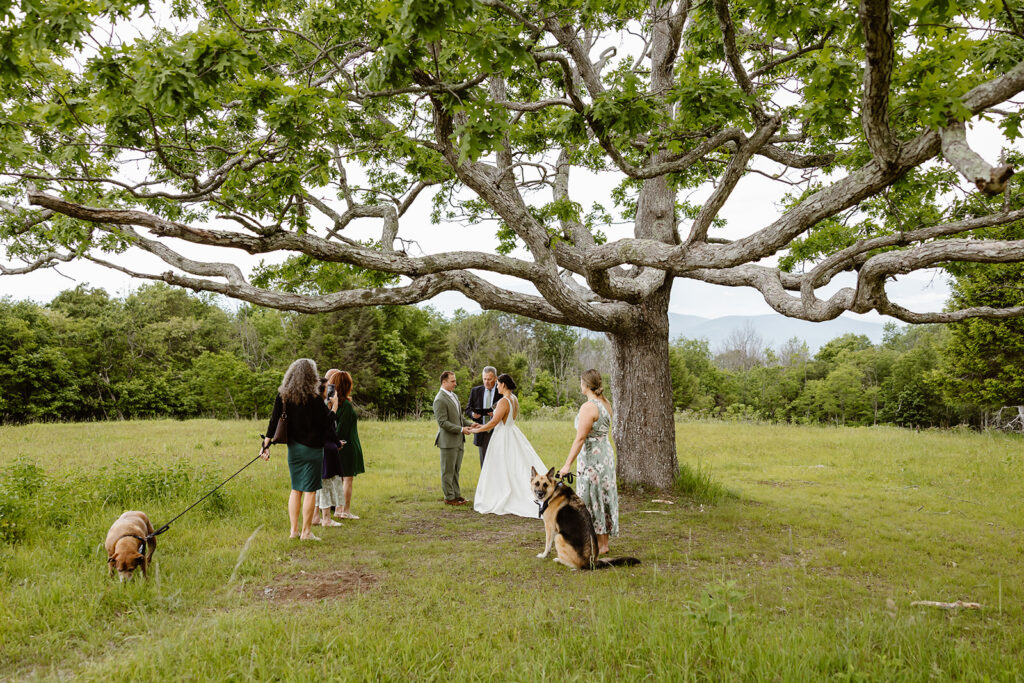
[[444, 499, 458, 505], [454, 498, 469, 505]]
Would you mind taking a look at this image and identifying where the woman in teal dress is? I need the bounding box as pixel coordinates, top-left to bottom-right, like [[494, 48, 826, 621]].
[[260, 358, 338, 541], [558, 369, 619, 555], [333, 370, 364, 519]]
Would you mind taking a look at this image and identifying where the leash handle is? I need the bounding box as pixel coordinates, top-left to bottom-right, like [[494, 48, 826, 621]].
[[555, 471, 576, 485], [148, 453, 262, 540]]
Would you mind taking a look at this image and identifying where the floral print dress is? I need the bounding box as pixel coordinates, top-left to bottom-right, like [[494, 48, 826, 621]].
[[575, 399, 619, 536]]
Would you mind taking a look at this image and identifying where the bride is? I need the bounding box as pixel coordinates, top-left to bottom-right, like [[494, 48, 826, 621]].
[[469, 373, 548, 518]]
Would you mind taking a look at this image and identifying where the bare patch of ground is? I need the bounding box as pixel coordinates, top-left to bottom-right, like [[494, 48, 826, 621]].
[[257, 569, 380, 602], [396, 518, 444, 536]]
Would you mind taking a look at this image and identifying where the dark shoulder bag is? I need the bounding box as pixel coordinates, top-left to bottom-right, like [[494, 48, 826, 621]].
[[271, 403, 288, 444]]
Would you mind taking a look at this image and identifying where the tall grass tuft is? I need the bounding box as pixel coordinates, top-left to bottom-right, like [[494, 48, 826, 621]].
[[674, 461, 734, 504], [93, 458, 231, 512]]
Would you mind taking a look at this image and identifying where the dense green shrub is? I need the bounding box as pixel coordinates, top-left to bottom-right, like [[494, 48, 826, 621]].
[[0, 459, 48, 544], [94, 459, 231, 515], [0, 458, 233, 546]]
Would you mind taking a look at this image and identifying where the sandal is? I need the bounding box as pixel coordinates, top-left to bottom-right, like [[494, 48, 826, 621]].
[[320, 519, 342, 527], [341, 512, 360, 520], [300, 533, 322, 541]]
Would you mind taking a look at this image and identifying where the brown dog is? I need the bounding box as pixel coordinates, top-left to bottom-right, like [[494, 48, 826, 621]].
[[105, 511, 156, 580], [530, 467, 639, 570]]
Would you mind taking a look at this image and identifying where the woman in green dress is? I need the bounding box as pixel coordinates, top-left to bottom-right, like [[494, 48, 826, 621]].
[[558, 369, 619, 555], [314, 369, 347, 527], [260, 358, 338, 541], [332, 370, 364, 520]]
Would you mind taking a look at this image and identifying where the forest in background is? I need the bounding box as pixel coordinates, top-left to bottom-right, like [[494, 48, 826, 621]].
[[1, 279, 1022, 428]]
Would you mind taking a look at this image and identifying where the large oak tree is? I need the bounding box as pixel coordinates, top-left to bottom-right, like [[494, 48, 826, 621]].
[[2, 0, 1023, 487]]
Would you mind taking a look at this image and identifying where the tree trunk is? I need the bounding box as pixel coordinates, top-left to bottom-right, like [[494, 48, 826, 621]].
[[608, 295, 678, 489]]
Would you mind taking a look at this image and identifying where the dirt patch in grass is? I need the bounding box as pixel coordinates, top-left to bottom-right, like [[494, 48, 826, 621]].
[[396, 517, 444, 536], [257, 569, 380, 602]]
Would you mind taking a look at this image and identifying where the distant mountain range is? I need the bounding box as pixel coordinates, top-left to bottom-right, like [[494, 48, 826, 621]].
[[668, 313, 890, 352]]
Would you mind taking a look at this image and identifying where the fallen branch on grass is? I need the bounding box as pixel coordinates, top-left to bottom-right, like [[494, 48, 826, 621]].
[[910, 600, 981, 609]]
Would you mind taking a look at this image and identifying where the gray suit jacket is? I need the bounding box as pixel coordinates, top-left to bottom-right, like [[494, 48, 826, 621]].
[[434, 389, 472, 449]]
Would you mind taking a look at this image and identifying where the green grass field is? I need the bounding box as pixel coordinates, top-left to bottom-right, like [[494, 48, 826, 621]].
[[1, 419, 1022, 681]]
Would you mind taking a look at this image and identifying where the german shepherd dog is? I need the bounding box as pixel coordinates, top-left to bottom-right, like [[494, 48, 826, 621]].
[[530, 467, 640, 570]]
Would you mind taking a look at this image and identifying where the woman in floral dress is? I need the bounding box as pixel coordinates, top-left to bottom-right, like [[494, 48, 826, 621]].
[[558, 369, 619, 555]]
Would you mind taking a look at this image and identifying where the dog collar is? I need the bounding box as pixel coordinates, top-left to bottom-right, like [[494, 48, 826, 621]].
[[536, 482, 567, 518], [117, 533, 148, 555]]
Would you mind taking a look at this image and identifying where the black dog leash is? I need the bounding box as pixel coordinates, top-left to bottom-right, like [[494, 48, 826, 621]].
[[147, 452, 262, 540]]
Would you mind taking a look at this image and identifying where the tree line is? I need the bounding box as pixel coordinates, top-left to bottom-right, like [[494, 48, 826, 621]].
[[1, 279, 1020, 428], [0, 283, 590, 423]]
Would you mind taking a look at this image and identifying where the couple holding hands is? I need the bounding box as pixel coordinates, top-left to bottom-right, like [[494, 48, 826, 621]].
[[433, 367, 620, 555]]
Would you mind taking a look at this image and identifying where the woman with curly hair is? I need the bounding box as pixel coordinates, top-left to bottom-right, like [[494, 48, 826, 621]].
[[261, 358, 339, 541]]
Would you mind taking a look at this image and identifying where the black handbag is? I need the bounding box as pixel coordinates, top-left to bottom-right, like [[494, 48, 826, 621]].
[[270, 405, 288, 444]]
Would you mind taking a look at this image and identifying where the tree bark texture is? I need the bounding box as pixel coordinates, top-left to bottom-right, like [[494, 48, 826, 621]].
[[609, 290, 678, 489]]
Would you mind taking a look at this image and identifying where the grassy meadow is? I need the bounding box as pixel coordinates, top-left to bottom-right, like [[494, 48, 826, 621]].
[[1, 418, 1022, 680]]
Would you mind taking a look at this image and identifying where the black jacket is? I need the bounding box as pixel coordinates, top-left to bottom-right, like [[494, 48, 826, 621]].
[[465, 384, 499, 447], [266, 393, 338, 449]]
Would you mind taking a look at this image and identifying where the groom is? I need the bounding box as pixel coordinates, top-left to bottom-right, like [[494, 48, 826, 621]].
[[433, 371, 473, 506], [465, 366, 498, 466]]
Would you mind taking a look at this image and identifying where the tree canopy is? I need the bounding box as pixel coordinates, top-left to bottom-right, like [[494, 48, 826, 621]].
[[2, 0, 1024, 486]]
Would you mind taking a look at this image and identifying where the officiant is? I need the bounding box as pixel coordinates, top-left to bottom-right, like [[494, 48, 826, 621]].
[[466, 366, 498, 466]]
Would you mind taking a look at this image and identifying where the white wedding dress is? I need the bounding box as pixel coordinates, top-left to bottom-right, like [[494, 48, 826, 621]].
[[473, 396, 548, 518]]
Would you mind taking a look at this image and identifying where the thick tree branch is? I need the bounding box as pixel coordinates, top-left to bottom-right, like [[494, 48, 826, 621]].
[[82, 220, 613, 325], [25, 190, 543, 280], [653, 1, 690, 88], [713, 59, 1024, 268], [687, 115, 781, 243], [423, 91, 618, 326], [754, 143, 835, 169], [712, 0, 768, 122], [859, 0, 900, 166], [0, 251, 75, 275], [90, 252, 460, 313], [87, 239, 633, 330], [499, 98, 575, 112], [803, 207, 1024, 301], [940, 121, 1015, 195]]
